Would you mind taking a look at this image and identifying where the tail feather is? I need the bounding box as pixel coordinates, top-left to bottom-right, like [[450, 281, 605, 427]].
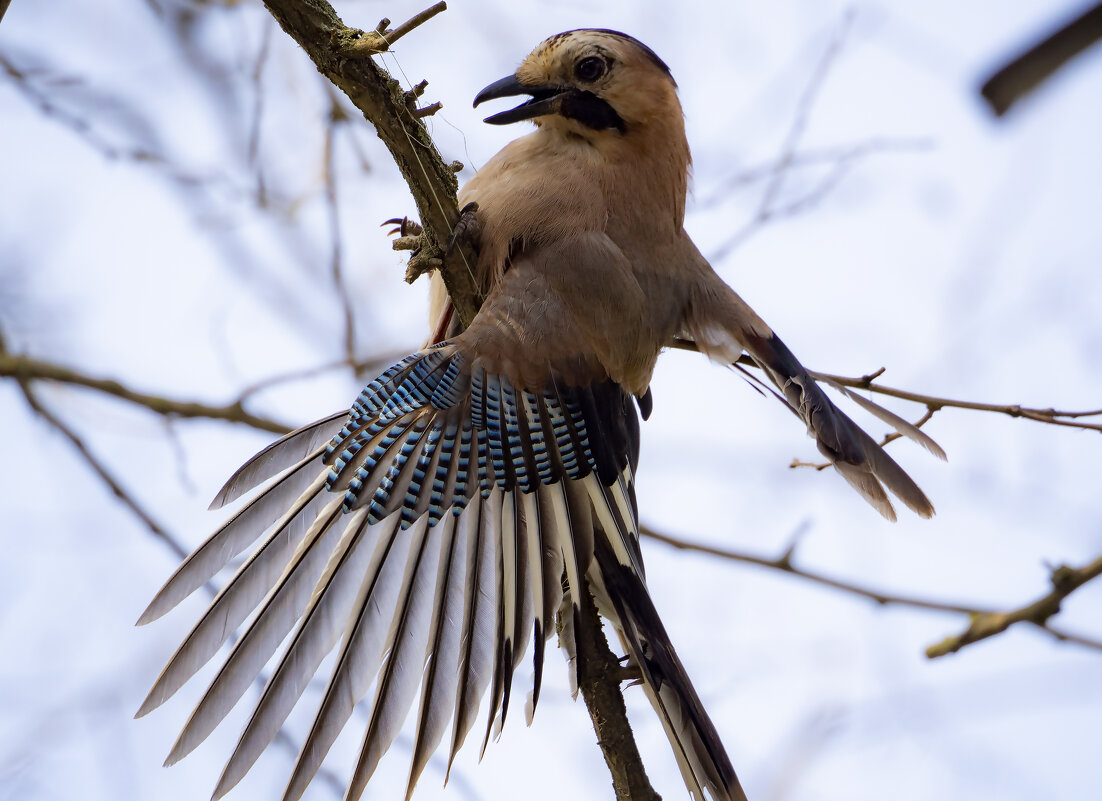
[[594, 537, 748, 801]]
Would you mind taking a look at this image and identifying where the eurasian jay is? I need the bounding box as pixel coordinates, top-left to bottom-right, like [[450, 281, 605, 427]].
[[138, 29, 941, 801]]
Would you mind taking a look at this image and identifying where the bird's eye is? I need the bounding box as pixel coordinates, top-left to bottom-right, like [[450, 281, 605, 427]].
[[574, 56, 607, 83]]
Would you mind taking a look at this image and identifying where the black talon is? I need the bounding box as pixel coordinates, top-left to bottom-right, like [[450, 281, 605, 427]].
[[447, 202, 480, 256]]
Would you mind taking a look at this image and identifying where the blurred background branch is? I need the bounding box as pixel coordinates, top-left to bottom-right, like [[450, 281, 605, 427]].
[[981, 2, 1102, 115]]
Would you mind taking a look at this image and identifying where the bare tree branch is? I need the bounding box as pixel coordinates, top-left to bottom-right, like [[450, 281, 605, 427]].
[[927, 555, 1102, 658], [711, 9, 856, 263], [259, 0, 482, 326], [695, 137, 934, 209], [231, 350, 410, 404], [0, 351, 292, 434], [981, 2, 1102, 116], [810, 366, 1102, 433], [642, 524, 985, 615], [572, 585, 663, 801], [340, 2, 449, 58], [322, 87, 358, 366], [644, 525, 1102, 655], [10, 377, 189, 561], [667, 336, 1102, 436]]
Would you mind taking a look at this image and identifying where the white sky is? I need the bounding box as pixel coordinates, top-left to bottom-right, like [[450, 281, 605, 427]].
[[1, 1, 1101, 801]]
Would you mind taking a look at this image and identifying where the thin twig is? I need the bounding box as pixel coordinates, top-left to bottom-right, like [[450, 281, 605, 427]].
[[927, 555, 1102, 658], [642, 525, 987, 615], [14, 380, 189, 561], [667, 336, 1102, 436], [811, 367, 1102, 432], [0, 53, 239, 196], [696, 137, 934, 208], [711, 10, 855, 263], [323, 88, 358, 367], [756, 10, 855, 217], [643, 525, 1102, 655], [232, 349, 410, 404], [341, 1, 448, 58]]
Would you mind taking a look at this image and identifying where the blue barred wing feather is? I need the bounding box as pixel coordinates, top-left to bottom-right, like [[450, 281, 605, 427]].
[[137, 340, 645, 801]]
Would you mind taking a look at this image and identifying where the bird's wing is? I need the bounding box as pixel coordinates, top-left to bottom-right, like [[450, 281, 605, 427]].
[[683, 247, 941, 520], [137, 232, 659, 801]]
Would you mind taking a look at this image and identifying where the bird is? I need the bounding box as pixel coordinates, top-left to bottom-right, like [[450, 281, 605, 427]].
[[136, 28, 944, 801]]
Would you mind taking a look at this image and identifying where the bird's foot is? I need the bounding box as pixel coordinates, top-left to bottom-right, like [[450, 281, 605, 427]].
[[383, 215, 423, 251], [447, 201, 480, 256], [384, 215, 441, 283], [615, 654, 644, 687]]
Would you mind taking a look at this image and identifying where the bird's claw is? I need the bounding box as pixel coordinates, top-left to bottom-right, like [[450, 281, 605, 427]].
[[382, 216, 423, 238], [615, 652, 644, 686], [446, 202, 480, 256]]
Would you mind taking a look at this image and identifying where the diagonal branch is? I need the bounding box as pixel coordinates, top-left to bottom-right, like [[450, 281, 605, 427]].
[[0, 351, 292, 434], [926, 555, 1102, 658], [260, 0, 482, 327], [642, 524, 987, 615], [644, 525, 1102, 655], [980, 2, 1102, 116], [12, 376, 190, 561]]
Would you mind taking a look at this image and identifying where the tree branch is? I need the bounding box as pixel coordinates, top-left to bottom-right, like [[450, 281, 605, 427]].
[[644, 523, 1102, 655], [667, 336, 1102, 435], [926, 555, 1102, 658], [0, 351, 292, 434], [980, 2, 1102, 116], [11, 374, 190, 561], [642, 524, 988, 616], [572, 585, 662, 801], [259, 0, 482, 327], [810, 366, 1102, 433]]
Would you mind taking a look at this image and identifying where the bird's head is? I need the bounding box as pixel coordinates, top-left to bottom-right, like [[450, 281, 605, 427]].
[[473, 29, 679, 136]]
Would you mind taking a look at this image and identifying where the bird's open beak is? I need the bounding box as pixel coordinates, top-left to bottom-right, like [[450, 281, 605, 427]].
[[473, 75, 565, 125]]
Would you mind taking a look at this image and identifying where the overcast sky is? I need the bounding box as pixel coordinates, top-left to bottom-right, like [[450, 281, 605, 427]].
[[2, 2, 1101, 801]]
